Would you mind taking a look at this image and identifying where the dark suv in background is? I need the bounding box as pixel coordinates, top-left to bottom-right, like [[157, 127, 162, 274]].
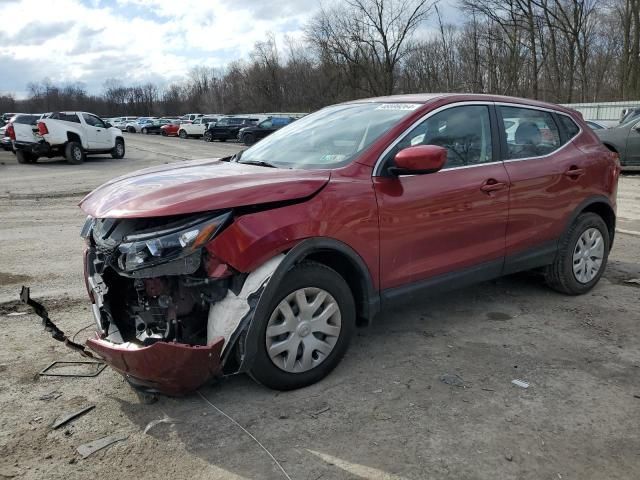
[[238, 117, 294, 145], [204, 116, 259, 142]]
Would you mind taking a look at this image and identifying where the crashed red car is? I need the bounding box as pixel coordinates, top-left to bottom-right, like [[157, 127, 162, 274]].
[[160, 122, 180, 136], [78, 94, 619, 396]]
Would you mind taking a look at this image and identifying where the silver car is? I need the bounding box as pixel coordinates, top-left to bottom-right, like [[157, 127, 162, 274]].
[[595, 117, 640, 169]]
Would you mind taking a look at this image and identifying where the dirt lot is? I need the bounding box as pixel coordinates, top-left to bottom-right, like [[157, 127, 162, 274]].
[[0, 134, 639, 480]]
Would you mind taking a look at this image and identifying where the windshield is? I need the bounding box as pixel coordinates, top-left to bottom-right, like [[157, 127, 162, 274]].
[[238, 103, 420, 169]]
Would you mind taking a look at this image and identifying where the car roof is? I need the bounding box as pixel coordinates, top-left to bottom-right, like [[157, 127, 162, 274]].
[[346, 93, 577, 115]]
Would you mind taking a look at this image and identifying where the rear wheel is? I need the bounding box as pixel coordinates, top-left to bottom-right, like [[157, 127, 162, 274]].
[[203, 131, 212, 142], [142, 127, 148, 134], [545, 212, 609, 295], [179, 130, 188, 139], [127, 126, 136, 133], [249, 262, 355, 390], [161, 130, 168, 136], [65, 141, 85, 165], [111, 138, 125, 159], [16, 150, 38, 164]]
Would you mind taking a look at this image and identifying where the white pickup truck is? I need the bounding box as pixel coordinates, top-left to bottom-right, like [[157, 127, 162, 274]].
[[11, 111, 125, 164], [177, 115, 219, 138]]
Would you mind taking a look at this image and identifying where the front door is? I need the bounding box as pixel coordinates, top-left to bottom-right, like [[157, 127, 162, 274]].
[[82, 113, 110, 149], [374, 103, 509, 293]]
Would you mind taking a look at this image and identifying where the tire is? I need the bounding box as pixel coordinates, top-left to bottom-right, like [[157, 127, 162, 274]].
[[249, 262, 355, 390], [161, 130, 167, 136], [16, 150, 37, 164], [111, 138, 125, 159], [142, 128, 148, 134], [179, 130, 188, 139], [545, 212, 610, 295], [219, 138, 226, 142], [243, 133, 256, 146], [65, 142, 85, 164], [203, 131, 212, 142], [127, 126, 135, 133]]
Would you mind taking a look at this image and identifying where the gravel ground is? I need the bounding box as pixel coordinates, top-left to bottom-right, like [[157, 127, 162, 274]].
[[0, 134, 639, 480]]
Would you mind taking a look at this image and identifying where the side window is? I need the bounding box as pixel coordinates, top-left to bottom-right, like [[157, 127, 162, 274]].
[[558, 115, 580, 139], [389, 105, 493, 169], [82, 114, 105, 128], [499, 106, 561, 159]]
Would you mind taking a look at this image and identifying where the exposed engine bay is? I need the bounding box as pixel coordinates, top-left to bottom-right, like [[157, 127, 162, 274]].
[[82, 212, 251, 352]]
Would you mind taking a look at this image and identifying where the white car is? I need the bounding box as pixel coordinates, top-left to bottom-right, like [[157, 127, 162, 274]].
[[177, 115, 219, 138], [11, 111, 125, 164], [112, 116, 138, 131], [125, 118, 156, 133]]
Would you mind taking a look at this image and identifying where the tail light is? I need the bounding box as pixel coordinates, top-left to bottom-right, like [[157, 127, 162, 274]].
[[37, 122, 49, 135], [7, 124, 15, 140]]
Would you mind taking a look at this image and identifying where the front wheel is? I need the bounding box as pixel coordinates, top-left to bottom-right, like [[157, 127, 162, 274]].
[[249, 262, 355, 390], [203, 131, 212, 142], [111, 138, 125, 159], [179, 130, 188, 139], [142, 128, 148, 134], [545, 212, 610, 295], [65, 142, 85, 164], [242, 133, 256, 146]]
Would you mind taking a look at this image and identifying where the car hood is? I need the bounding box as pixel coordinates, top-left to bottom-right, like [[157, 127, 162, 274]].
[[80, 158, 330, 218]]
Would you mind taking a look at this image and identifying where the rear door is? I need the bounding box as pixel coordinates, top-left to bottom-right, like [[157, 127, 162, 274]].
[[496, 104, 589, 270], [374, 103, 510, 292]]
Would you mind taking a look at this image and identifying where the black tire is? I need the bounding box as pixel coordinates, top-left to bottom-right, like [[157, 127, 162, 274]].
[[65, 142, 85, 165], [203, 131, 212, 142], [249, 262, 355, 391], [219, 138, 226, 142], [243, 133, 256, 146], [127, 126, 135, 133], [16, 150, 37, 164], [545, 212, 610, 295], [179, 130, 188, 139], [161, 130, 167, 136], [111, 138, 125, 159]]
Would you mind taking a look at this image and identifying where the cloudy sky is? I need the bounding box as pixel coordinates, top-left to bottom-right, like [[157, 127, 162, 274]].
[[0, 0, 455, 98]]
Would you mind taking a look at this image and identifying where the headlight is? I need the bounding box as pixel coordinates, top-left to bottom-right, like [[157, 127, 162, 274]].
[[117, 212, 230, 272]]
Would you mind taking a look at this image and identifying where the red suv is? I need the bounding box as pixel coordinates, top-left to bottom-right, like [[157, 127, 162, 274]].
[[79, 94, 620, 396]]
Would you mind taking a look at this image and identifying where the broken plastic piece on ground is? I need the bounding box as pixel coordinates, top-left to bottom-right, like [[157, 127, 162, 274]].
[[52, 405, 95, 429], [143, 415, 178, 434], [511, 379, 529, 389], [39, 361, 106, 377], [86, 336, 225, 396], [76, 433, 128, 458], [440, 373, 465, 387]]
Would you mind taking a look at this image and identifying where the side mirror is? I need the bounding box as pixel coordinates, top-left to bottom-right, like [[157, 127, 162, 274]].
[[390, 145, 447, 175], [105, 122, 112, 128]]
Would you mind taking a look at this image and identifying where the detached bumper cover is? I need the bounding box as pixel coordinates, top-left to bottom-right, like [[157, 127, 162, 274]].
[[86, 336, 225, 395]]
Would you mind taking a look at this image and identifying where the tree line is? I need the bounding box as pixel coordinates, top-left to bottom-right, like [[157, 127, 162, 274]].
[[1, 0, 638, 117]]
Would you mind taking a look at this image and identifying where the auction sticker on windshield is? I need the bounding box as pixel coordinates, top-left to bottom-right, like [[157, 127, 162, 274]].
[[375, 103, 420, 111]]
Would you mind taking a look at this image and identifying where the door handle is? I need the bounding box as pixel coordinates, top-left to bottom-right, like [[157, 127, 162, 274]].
[[480, 179, 507, 194], [564, 166, 585, 178]]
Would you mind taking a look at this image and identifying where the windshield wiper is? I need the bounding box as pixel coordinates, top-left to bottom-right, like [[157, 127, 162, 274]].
[[238, 159, 278, 168]]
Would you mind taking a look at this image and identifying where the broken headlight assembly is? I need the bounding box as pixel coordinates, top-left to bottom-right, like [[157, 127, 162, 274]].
[[115, 212, 231, 272]]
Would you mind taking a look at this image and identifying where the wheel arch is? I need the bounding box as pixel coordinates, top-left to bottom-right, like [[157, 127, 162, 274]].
[[568, 196, 616, 248], [66, 131, 82, 145]]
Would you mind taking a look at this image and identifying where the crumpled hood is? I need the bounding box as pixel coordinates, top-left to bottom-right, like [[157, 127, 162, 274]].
[[80, 158, 330, 218]]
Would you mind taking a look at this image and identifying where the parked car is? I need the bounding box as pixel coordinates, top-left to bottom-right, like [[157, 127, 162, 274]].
[[203, 116, 259, 142], [160, 121, 181, 137], [10, 111, 124, 164], [595, 117, 640, 169], [585, 120, 609, 130], [126, 118, 155, 133], [177, 116, 219, 138], [180, 113, 203, 123], [141, 119, 173, 135], [1, 118, 14, 150], [238, 117, 294, 145], [112, 117, 138, 131], [69, 93, 619, 397]]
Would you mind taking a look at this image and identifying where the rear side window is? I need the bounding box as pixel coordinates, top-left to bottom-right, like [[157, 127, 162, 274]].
[[50, 112, 81, 123], [558, 115, 580, 139], [14, 115, 40, 125], [499, 106, 561, 159]]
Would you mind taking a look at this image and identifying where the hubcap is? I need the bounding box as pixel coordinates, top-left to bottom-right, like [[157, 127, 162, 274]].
[[265, 287, 341, 373], [73, 147, 82, 161], [117, 143, 123, 155], [573, 227, 604, 283]]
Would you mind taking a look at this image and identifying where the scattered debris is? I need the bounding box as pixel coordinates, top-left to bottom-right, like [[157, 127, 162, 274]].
[[39, 390, 63, 401], [372, 388, 383, 393], [39, 361, 105, 378], [374, 412, 392, 421], [511, 379, 529, 389], [505, 454, 514, 462], [633, 394, 640, 399], [76, 433, 128, 459], [6, 312, 27, 316], [481, 388, 495, 392], [310, 406, 331, 418], [52, 405, 95, 430], [440, 373, 465, 387], [143, 415, 178, 434], [624, 278, 640, 286]]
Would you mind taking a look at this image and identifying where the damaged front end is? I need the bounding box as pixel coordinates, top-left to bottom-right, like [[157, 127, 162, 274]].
[[78, 212, 277, 395]]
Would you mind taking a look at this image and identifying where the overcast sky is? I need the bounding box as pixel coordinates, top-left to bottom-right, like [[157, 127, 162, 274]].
[[0, 0, 456, 98]]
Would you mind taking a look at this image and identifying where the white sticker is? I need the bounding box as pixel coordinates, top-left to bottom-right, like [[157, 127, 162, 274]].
[[375, 103, 420, 111]]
